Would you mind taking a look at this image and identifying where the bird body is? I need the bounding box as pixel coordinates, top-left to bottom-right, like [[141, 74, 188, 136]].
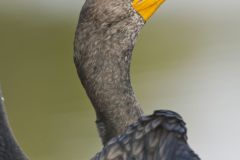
[[0, 92, 28, 160]]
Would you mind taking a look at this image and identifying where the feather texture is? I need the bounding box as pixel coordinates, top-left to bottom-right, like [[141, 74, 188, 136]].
[[92, 110, 200, 160]]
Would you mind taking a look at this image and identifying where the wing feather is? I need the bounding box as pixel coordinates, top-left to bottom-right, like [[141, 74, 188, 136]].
[[92, 110, 200, 160]]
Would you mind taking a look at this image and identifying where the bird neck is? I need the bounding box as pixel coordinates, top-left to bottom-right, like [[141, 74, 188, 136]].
[[74, 16, 144, 145]]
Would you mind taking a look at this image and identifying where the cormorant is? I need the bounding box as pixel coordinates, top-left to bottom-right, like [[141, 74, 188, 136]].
[[74, 0, 200, 159], [0, 0, 200, 159]]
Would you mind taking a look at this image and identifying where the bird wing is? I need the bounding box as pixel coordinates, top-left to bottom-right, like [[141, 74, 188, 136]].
[[0, 89, 28, 160], [92, 110, 200, 160]]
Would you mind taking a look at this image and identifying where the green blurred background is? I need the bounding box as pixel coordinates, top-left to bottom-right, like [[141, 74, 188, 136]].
[[0, 0, 240, 159]]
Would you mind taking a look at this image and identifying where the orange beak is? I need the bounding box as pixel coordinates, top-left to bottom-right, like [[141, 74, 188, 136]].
[[132, 0, 166, 21]]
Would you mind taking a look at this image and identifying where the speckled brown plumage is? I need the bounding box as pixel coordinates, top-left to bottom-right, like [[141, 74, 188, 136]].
[[0, 0, 200, 159], [0, 91, 28, 160], [74, 0, 144, 145], [74, 0, 200, 159]]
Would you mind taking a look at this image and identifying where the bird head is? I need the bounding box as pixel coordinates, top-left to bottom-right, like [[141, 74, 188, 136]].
[[74, 0, 166, 63], [78, 0, 165, 27]]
